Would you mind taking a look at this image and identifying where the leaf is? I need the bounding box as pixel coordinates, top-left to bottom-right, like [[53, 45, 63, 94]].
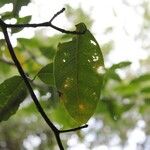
[[0, 12, 13, 20], [18, 38, 41, 48], [130, 74, 150, 84], [141, 87, 150, 93], [12, 0, 31, 17], [37, 63, 55, 86], [115, 84, 138, 97], [0, 0, 11, 7], [103, 98, 121, 121], [103, 61, 131, 85], [96, 97, 134, 121], [105, 69, 121, 82], [0, 0, 31, 17], [50, 103, 79, 129], [110, 61, 131, 70], [54, 23, 104, 124], [39, 46, 56, 60], [0, 76, 27, 122]]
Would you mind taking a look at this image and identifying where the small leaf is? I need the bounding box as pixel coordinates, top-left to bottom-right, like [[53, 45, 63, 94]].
[[141, 87, 150, 93], [37, 63, 55, 86], [98, 98, 133, 121], [96, 97, 121, 121], [0, 12, 13, 20], [18, 38, 41, 48], [110, 61, 131, 70], [54, 23, 104, 124], [105, 69, 121, 82], [0, 76, 27, 122], [115, 84, 138, 97], [130, 74, 150, 84], [39, 46, 56, 59], [0, 0, 12, 7], [12, 0, 31, 17]]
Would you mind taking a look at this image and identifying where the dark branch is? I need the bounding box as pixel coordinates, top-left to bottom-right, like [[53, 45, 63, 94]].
[[0, 8, 88, 150], [5, 8, 85, 34], [0, 19, 64, 150], [60, 124, 88, 133], [6, 21, 84, 34]]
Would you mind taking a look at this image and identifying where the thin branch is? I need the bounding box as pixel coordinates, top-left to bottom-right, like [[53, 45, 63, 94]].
[[6, 21, 84, 34], [60, 124, 88, 133], [0, 19, 64, 150], [5, 8, 85, 35], [49, 8, 65, 23]]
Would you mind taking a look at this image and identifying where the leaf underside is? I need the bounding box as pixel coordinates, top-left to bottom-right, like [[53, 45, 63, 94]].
[[0, 76, 27, 122], [38, 63, 55, 86], [54, 23, 104, 124]]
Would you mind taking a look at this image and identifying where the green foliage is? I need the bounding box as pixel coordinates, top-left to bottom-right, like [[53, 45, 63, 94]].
[[0, 76, 27, 122], [50, 104, 79, 128], [17, 36, 57, 61], [0, 0, 11, 7], [54, 23, 104, 124], [37, 63, 55, 86], [0, 1, 150, 149], [96, 97, 134, 121], [104, 61, 131, 84], [114, 73, 150, 98], [0, 0, 31, 34], [0, 0, 31, 17], [12, 0, 30, 17], [109, 61, 131, 70]]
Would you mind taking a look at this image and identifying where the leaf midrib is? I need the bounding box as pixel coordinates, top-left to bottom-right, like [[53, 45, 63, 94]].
[[75, 35, 80, 104]]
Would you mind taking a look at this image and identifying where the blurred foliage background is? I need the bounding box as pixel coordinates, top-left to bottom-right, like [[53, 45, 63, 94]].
[[0, 0, 150, 150]]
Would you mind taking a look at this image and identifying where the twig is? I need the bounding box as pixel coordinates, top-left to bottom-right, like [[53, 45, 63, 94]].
[[49, 8, 65, 23], [6, 8, 85, 35], [60, 124, 88, 133]]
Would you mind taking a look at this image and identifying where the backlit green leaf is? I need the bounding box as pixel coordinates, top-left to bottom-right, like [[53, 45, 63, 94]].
[[0, 0, 31, 17], [39, 46, 56, 60], [54, 23, 104, 124], [12, 0, 31, 17], [37, 63, 55, 86], [130, 73, 150, 84], [110, 61, 131, 70], [0, 76, 27, 122], [50, 103, 79, 129]]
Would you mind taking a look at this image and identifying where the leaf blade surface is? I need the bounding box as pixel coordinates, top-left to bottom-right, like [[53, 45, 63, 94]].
[[0, 76, 27, 122], [54, 23, 104, 124]]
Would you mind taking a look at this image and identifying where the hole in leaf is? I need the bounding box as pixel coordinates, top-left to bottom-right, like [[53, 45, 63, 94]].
[[92, 55, 99, 62], [90, 40, 96, 46], [63, 59, 66, 62]]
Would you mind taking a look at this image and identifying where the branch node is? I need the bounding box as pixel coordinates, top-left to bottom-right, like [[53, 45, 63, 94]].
[[0, 19, 6, 28]]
